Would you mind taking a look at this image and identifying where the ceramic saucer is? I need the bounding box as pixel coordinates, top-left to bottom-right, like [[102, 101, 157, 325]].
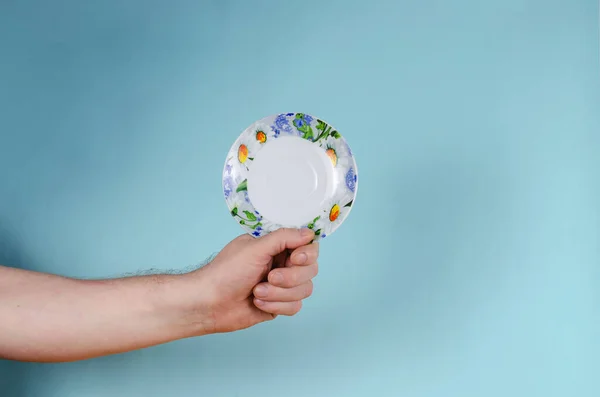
[[222, 113, 358, 240]]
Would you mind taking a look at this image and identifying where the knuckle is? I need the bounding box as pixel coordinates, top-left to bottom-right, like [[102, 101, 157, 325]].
[[270, 271, 283, 285], [280, 301, 302, 316], [293, 301, 303, 314], [304, 251, 316, 263], [304, 282, 314, 298], [262, 286, 273, 299]]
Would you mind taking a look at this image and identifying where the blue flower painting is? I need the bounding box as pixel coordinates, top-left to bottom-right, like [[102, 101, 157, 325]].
[[271, 113, 294, 137], [345, 167, 357, 193]]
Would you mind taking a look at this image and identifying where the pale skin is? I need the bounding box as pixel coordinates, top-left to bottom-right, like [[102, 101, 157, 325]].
[[0, 228, 319, 363]]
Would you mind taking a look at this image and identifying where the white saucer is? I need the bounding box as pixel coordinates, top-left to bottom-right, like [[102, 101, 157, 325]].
[[223, 113, 358, 240]]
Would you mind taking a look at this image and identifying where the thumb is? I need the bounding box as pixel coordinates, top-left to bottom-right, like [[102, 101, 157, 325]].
[[254, 228, 314, 257]]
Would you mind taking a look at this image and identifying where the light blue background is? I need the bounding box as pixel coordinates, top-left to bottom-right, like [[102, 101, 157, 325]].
[[1, 0, 599, 396]]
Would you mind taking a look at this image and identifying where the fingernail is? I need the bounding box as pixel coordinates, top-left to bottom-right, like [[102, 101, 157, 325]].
[[301, 228, 314, 238], [254, 299, 265, 306], [294, 252, 308, 264], [271, 272, 283, 284], [254, 285, 268, 298]]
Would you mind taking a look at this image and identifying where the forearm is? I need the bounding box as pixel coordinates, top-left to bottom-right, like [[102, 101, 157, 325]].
[[0, 266, 212, 362]]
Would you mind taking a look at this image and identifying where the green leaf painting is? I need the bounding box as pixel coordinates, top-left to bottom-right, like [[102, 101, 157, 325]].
[[243, 210, 257, 221], [316, 120, 327, 132], [236, 179, 248, 192], [231, 206, 262, 230], [301, 128, 314, 141], [307, 216, 321, 229], [248, 222, 262, 230]]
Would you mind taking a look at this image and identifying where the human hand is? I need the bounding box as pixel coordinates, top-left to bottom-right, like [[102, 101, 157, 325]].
[[187, 228, 318, 334], [0, 228, 318, 362]]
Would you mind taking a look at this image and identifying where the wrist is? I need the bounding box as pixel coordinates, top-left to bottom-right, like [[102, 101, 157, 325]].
[[156, 271, 217, 338]]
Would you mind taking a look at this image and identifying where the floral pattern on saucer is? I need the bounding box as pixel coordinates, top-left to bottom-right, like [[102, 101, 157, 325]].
[[223, 113, 358, 240]]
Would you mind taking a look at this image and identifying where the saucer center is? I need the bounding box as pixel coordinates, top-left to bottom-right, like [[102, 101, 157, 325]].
[[247, 136, 334, 226]]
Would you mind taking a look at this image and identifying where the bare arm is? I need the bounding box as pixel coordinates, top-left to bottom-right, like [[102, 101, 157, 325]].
[[0, 265, 211, 362], [0, 228, 320, 363]]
